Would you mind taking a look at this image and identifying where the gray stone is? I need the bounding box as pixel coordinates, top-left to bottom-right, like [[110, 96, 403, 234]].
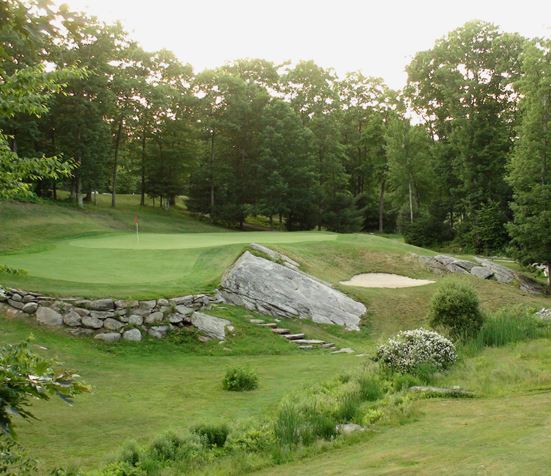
[[535, 308, 551, 321], [73, 307, 90, 317], [0, 303, 25, 319], [22, 294, 36, 303], [249, 243, 300, 269], [94, 332, 121, 343], [148, 325, 170, 339], [8, 299, 25, 310], [122, 328, 142, 341], [157, 298, 169, 306], [220, 251, 365, 330], [145, 311, 164, 324], [63, 310, 82, 327], [81, 315, 103, 329], [134, 300, 157, 316], [169, 314, 184, 324], [0, 290, 7, 302], [470, 266, 494, 280], [69, 327, 95, 337], [90, 310, 112, 320], [175, 305, 194, 316], [88, 299, 115, 311], [128, 314, 144, 326], [336, 423, 364, 435], [103, 318, 124, 331], [190, 312, 233, 340], [409, 385, 474, 397], [169, 295, 194, 306], [36, 306, 63, 326], [74, 299, 91, 308], [331, 347, 355, 354], [11, 293, 22, 302], [114, 299, 138, 309], [474, 258, 517, 284], [22, 302, 38, 314]]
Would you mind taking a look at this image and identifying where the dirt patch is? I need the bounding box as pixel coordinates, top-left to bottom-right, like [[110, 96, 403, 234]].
[[340, 273, 435, 289]]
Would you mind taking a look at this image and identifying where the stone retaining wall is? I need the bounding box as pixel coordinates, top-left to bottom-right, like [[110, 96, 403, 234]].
[[0, 286, 230, 342]]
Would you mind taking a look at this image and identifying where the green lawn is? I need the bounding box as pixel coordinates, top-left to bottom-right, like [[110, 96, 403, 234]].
[[256, 338, 551, 475], [0, 312, 359, 472]]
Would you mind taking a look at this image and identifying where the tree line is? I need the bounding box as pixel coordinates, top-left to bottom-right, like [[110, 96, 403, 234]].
[[1, 0, 550, 277]]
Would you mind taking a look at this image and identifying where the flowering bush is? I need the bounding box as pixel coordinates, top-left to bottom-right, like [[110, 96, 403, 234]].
[[375, 328, 457, 374]]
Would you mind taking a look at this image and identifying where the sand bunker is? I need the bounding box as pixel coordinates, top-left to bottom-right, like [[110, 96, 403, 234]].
[[340, 273, 435, 289]]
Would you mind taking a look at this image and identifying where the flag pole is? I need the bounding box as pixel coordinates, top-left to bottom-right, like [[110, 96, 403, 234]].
[[134, 214, 139, 244]]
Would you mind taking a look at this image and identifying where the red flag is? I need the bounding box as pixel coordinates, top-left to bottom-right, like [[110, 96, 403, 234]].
[[134, 214, 139, 225]]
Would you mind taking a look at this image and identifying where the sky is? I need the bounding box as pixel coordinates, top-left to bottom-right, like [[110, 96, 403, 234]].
[[57, 0, 551, 89]]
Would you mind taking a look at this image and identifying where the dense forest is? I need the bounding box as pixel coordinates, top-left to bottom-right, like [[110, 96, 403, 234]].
[[1, 1, 550, 271]]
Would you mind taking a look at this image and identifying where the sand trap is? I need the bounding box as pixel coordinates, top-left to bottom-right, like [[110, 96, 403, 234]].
[[340, 273, 435, 288]]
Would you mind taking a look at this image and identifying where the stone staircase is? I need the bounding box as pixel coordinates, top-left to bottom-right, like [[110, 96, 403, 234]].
[[250, 318, 355, 353]]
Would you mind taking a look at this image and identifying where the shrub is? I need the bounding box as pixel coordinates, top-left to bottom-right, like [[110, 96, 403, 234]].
[[375, 328, 457, 374], [357, 375, 385, 401], [225, 420, 275, 453], [0, 264, 27, 276], [192, 423, 229, 448], [222, 367, 258, 391], [429, 281, 484, 339]]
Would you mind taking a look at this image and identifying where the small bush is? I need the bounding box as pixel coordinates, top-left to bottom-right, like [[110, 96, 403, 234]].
[[192, 423, 229, 448], [222, 367, 258, 391], [375, 328, 457, 374], [357, 375, 385, 401], [429, 281, 484, 339], [391, 373, 422, 391], [0, 264, 27, 276], [225, 420, 275, 453]]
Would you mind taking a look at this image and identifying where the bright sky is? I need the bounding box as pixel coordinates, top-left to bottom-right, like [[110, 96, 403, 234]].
[[58, 0, 551, 89]]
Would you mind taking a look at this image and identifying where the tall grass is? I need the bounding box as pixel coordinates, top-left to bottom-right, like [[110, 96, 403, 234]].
[[465, 307, 549, 352]]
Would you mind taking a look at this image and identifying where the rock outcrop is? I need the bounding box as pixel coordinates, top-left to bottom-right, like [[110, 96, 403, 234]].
[[414, 254, 547, 294], [220, 251, 366, 330]]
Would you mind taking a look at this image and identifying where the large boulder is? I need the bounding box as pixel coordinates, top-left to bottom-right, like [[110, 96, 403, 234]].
[[220, 251, 365, 330], [36, 306, 63, 326], [474, 258, 516, 284], [190, 312, 233, 340]]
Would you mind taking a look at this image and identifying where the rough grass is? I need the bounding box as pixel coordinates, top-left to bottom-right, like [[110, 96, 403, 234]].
[[0, 312, 358, 472]]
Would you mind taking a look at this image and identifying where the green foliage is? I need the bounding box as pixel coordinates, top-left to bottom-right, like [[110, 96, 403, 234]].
[[0, 339, 90, 437], [375, 329, 457, 374], [192, 423, 229, 448], [0, 434, 36, 475], [429, 282, 484, 339], [357, 374, 385, 401], [0, 265, 27, 276], [402, 210, 454, 247], [470, 307, 549, 349], [222, 367, 259, 392]]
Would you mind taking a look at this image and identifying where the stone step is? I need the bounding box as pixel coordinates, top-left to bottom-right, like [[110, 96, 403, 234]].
[[292, 339, 325, 345], [271, 328, 290, 335], [249, 319, 265, 324], [298, 345, 314, 350], [259, 322, 278, 328], [284, 333, 305, 340], [321, 343, 335, 348]]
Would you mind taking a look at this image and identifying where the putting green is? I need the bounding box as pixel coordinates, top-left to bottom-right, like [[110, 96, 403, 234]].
[[0, 231, 337, 297], [70, 231, 337, 250]]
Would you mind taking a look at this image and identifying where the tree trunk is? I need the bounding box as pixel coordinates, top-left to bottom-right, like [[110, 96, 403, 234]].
[[140, 125, 146, 206], [378, 176, 386, 233], [547, 262, 551, 291], [409, 180, 414, 223], [210, 130, 215, 214], [111, 117, 123, 208], [52, 181, 57, 200]]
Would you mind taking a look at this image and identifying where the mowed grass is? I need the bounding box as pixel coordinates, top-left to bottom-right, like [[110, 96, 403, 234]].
[[256, 338, 551, 476], [0, 312, 359, 472]]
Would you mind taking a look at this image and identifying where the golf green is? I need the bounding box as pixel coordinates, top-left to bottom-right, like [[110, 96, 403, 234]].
[[0, 231, 337, 297]]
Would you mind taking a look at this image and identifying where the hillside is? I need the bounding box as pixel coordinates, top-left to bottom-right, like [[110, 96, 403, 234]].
[[1, 198, 550, 474]]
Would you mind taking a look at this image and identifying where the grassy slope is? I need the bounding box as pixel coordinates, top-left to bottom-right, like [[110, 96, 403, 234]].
[[1, 198, 551, 473], [256, 339, 551, 475], [0, 311, 358, 471]]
